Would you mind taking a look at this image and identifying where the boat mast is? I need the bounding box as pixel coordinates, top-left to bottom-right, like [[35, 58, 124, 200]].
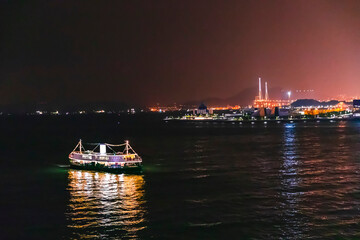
[[125, 140, 129, 155], [79, 139, 82, 153]]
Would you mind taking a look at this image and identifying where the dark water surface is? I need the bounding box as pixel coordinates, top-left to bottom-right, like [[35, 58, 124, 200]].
[[2, 115, 360, 239]]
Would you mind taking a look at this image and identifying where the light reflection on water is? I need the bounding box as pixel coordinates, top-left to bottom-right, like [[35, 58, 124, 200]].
[[58, 121, 360, 239], [8, 115, 360, 239], [279, 123, 304, 238], [66, 170, 146, 239], [278, 121, 360, 238]]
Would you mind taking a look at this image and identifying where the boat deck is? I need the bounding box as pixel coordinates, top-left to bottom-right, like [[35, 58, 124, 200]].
[[70, 152, 142, 163]]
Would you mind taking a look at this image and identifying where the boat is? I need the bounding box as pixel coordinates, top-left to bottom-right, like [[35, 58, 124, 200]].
[[69, 140, 142, 172]]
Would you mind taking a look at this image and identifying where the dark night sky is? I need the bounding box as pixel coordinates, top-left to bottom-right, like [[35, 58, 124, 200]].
[[1, 0, 360, 106]]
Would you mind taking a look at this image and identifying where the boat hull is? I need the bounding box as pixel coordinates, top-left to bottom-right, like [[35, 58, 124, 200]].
[[69, 160, 142, 173], [69, 157, 142, 173]]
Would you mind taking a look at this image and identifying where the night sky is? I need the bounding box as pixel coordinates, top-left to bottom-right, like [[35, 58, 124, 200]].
[[1, 0, 360, 106]]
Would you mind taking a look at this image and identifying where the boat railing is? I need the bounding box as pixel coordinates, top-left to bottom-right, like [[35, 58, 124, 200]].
[[72, 140, 141, 159]]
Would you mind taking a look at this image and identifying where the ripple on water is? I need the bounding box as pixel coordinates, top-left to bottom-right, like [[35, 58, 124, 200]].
[[65, 170, 146, 239]]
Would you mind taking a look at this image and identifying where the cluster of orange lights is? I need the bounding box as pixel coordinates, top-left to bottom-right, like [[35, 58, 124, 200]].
[[303, 103, 349, 115], [149, 107, 182, 112], [253, 99, 292, 108], [304, 108, 344, 115], [211, 105, 240, 110], [149, 105, 241, 112]]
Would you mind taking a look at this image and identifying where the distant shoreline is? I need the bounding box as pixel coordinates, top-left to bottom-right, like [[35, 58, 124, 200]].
[[164, 117, 359, 123]]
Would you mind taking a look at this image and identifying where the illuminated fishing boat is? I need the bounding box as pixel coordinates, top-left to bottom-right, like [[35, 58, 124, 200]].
[[69, 140, 142, 172]]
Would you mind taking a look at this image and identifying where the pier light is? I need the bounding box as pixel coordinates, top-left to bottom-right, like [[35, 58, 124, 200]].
[[287, 91, 292, 99]]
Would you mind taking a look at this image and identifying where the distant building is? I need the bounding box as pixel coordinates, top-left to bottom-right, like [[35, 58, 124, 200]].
[[278, 108, 290, 117], [353, 100, 360, 109], [193, 103, 213, 115], [253, 77, 293, 108], [252, 107, 271, 117]]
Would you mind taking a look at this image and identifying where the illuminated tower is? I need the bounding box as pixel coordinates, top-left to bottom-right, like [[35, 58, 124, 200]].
[[258, 77, 262, 100], [265, 82, 269, 100]]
